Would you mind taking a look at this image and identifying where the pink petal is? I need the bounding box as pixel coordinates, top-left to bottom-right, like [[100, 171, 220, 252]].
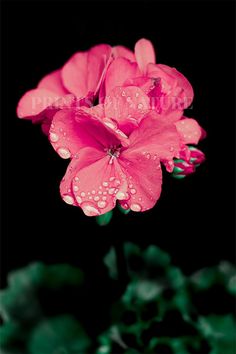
[[134, 38, 156, 74], [112, 45, 135, 61], [60, 148, 129, 216], [103, 57, 140, 98], [49, 107, 122, 159], [104, 86, 149, 128], [38, 69, 68, 96], [17, 89, 61, 119], [119, 150, 162, 212], [78, 105, 130, 147], [62, 44, 111, 98], [150, 64, 194, 109], [127, 111, 181, 165], [175, 117, 202, 144]]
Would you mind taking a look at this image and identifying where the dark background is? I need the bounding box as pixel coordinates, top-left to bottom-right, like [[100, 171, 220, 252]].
[[1, 0, 235, 326]]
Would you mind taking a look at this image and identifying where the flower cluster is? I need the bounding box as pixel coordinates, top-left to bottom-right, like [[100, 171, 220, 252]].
[[17, 39, 205, 216]]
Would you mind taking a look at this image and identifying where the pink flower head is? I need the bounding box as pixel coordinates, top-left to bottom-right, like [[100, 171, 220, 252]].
[[17, 38, 206, 217], [49, 105, 181, 216]]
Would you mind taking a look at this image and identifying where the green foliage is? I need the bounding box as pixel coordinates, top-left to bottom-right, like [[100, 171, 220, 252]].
[[0, 263, 88, 354], [100, 243, 236, 353]]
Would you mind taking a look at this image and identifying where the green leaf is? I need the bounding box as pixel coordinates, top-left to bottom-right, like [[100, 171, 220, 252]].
[[96, 211, 113, 226], [104, 247, 118, 280], [28, 315, 91, 354]]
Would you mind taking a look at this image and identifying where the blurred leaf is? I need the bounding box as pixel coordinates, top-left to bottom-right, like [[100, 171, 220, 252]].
[[198, 314, 236, 354], [28, 315, 91, 354], [96, 211, 113, 226], [103, 247, 118, 280], [0, 263, 83, 323]]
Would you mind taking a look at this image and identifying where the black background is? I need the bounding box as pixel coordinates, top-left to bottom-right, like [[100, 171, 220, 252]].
[[1, 0, 235, 322]]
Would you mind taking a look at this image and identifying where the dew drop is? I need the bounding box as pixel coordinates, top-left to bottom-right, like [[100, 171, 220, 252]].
[[116, 191, 127, 200], [63, 195, 74, 205], [74, 176, 79, 182], [109, 176, 115, 182], [126, 96, 131, 102], [50, 132, 59, 143], [92, 190, 96, 195], [81, 202, 100, 216], [73, 186, 79, 192], [94, 196, 100, 201], [76, 196, 82, 204], [130, 188, 136, 195], [146, 153, 151, 159], [135, 92, 139, 97], [57, 147, 71, 159], [103, 181, 109, 187], [131, 203, 142, 212], [98, 201, 107, 209], [108, 188, 116, 195], [81, 192, 86, 197]]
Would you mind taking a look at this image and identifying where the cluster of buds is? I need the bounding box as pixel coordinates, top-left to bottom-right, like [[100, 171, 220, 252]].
[[172, 146, 205, 179]]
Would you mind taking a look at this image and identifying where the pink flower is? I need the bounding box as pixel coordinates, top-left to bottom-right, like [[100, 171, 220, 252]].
[[49, 105, 181, 216], [103, 38, 194, 115], [16, 44, 134, 134]]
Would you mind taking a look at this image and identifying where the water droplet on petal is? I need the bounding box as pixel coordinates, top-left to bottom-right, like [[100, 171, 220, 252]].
[[73, 185, 79, 192], [135, 92, 139, 97], [81, 202, 100, 216], [81, 192, 86, 197], [146, 153, 151, 159], [130, 188, 136, 195], [126, 96, 131, 102], [121, 91, 126, 96], [102, 196, 107, 201], [109, 176, 115, 182], [76, 196, 82, 204], [57, 147, 71, 159], [98, 201, 107, 209], [63, 195, 74, 205], [94, 196, 100, 201], [131, 203, 142, 212], [103, 182, 109, 187], [74, 176, 79, 182], [116, 191, 127, 200], [108, 188, 116, 195], [92, 190, 96, 195], [50, 132, 59, 143]]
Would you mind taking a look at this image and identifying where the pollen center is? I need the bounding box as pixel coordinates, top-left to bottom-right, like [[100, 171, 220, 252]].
[[105, 146, 121, 164]]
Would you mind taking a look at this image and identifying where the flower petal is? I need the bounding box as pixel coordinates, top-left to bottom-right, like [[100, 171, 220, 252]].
[[112, 45, 135, 61], [104, 57, 140, 97], [62, 45, 111, 98], [134, 38, 156, 74], [104, 86, 149, 130], [60, 148, 129, 216], [38, 69, 68, 96], [49, 107, 122, 159], [148, 63, 194, 109], [127, 111, 181, 166], [17, 89, 61, 119], [175, 117, 202, 144], [119, 150, 162, 212]]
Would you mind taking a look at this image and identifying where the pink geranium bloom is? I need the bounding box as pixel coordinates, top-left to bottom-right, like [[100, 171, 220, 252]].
[[49, 104, 182, 216], [103, 38, 194, 115], [16, 44, 134, 134]]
